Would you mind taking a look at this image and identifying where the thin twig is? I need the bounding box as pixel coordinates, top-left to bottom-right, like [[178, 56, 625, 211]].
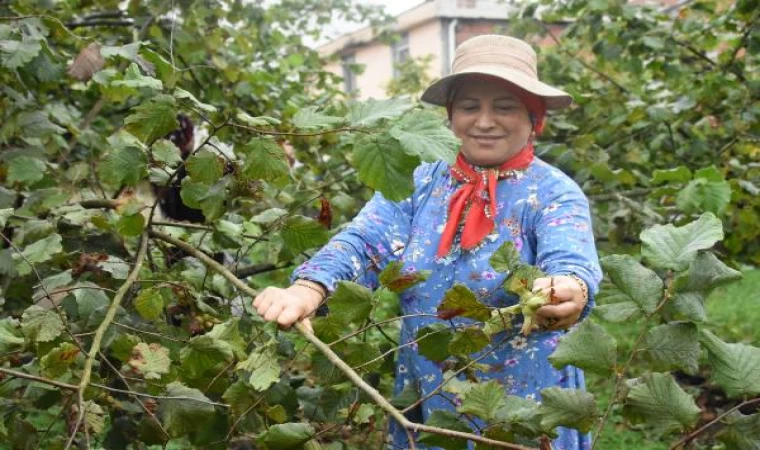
[[0, 367, 78, 390], [592, 273, 674, 449], [669, 397, 760, 450], [66, 233, 149, 450]]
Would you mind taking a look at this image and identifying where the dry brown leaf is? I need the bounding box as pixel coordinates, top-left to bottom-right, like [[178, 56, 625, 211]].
[[67, 43, 105, 81]]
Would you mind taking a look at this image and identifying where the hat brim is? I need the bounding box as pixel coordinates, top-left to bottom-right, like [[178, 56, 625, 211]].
[[420, 65, 573, 110]]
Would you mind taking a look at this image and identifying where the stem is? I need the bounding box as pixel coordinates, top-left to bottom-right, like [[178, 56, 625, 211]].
[[0, 367, 228, 408], [148, 230, 536, 450], [66, 233, 149, 450], [669, 397, 760, 450], [591, 277, 674, 449], [0, 367, 78, 390]]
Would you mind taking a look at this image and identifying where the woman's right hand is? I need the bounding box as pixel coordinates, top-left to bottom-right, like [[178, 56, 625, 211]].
[[252, 282, 325, 332]]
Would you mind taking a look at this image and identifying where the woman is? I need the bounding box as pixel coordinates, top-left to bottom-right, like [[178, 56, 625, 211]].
[[254, 34, 602, 449]]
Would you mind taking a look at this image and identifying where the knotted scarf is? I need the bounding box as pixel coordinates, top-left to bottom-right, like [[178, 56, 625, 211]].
[[436, 144, 534, 259]]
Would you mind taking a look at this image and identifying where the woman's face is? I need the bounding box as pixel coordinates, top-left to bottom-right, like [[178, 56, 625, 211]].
[[450, 77, 533, 167]]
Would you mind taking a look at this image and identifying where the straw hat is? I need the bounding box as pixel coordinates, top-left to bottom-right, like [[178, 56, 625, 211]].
[[421, 34, 572, 110]]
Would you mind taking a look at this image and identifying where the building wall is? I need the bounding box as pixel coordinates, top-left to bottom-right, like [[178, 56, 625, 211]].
[[322, 19, 444, 99]]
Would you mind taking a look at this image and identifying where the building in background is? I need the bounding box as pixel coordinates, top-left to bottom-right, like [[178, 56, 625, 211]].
[[318, 0, 682, 99], [318, 0, 560, 99]]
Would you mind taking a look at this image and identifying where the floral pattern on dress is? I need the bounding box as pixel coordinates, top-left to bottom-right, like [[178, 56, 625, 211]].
[[293, 157, 602, 450]]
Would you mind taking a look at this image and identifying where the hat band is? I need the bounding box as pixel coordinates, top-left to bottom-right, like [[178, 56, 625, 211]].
[[453, 51, 537, 79]]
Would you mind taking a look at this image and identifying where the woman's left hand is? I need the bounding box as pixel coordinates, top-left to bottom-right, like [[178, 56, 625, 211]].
[[531, 275, 587, 331]]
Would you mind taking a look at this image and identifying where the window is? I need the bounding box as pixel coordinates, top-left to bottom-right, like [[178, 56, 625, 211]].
[[341, 54, 357, 93], [391, 32, 410, 78]]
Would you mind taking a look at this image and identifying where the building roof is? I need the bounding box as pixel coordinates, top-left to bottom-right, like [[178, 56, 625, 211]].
[[317, 0, 515, 56]]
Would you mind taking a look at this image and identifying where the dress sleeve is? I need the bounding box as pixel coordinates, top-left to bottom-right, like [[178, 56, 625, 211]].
[[291, 167, 428, 291], [532, 179, 602, 320]]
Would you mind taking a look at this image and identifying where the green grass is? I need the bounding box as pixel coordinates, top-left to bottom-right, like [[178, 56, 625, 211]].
[[706, 268, 760, 344], [587, 268, 760, 449]]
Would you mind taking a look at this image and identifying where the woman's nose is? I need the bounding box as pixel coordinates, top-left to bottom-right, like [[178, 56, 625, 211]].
[[475, 109, 495, 129]]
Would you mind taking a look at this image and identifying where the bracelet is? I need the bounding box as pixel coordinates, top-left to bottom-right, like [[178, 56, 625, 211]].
[[568, 274, 589, 305], [293, 279, 327, 299]]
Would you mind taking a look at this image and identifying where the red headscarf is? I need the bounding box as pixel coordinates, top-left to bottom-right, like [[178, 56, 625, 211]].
[[437, 77, 545, 259]]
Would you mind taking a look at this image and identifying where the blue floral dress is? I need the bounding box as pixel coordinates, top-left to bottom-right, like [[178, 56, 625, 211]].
[[293, 157, 602, 450]]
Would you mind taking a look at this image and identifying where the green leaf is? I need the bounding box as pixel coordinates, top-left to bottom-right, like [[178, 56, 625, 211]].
[[640, 213, 724, 271], [162, 382, 216, 437], [180, 177, 229, 221], [694, 166, 724, 182], [701, 330, 760, 399], [674, 251, 742, 293], [82, 401, 106, 434], [236, 111, 281, 127], [292, 106, 342, 129], [593, 301, 643, 323], [0, 39, 42, 69], [40, 342, 80, 378], [641, 323, 700, 374], [353, 134, 419, 202], [134, 287, 166, 321], [181, 335, 233, 379], [206, 318, 247, 359], [241, 137, 290, 183], [329, 281, 373, 324], [548, 320, 617, 376], [73, 283, 110, 318], [21, 305, 64, 343], [418, 410, 471, 450], [222, 381, 257, 417], [257, 422, 314, 450], [101, 42, 142, 61], [652, 166, 691, 185], [600, 254, 663, 315], [677, 178, 732, 215], [7, 156, 46, 185], [124, 95, 178, 144], [251, 208, 288, 224], [99, 147, 148, 188], [112, 63, 163, 90], [280, 215, 329, 255], [129, 342, 171, 380], [13, 233, 63, 276], [237, 341, 280, 391], [17, 110, 65, 137], [490, 241, 521, 273], [458, 379, 506, 421], [717, 411, 760, 450], [116, 213, 145, 237], [416, 324, 454, 363], [378, 260, 431, 292], [494, 395, 544, 438], [151, 139, 182, 167], [174, 87, 217, 112], [623, 372, 700, 435], [0, 318, 24, 352], [664, 252, 740, 323], [0, 208, 12, 228], [389, 109, 459, 164], [186, 150, 224, 184], [664, 291, 707, 323], [346, 98, 413, 127], [448, 328, 490, 357], [539, 387, 599, 434], [437, 284, 491, 322], [342, 341, 383, 372]]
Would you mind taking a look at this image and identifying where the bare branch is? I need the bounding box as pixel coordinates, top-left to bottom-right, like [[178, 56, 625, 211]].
[[67, 233, 149, 450]]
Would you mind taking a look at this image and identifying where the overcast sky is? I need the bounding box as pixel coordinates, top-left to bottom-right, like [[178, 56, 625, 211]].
[[318, 0, 426, 42]]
